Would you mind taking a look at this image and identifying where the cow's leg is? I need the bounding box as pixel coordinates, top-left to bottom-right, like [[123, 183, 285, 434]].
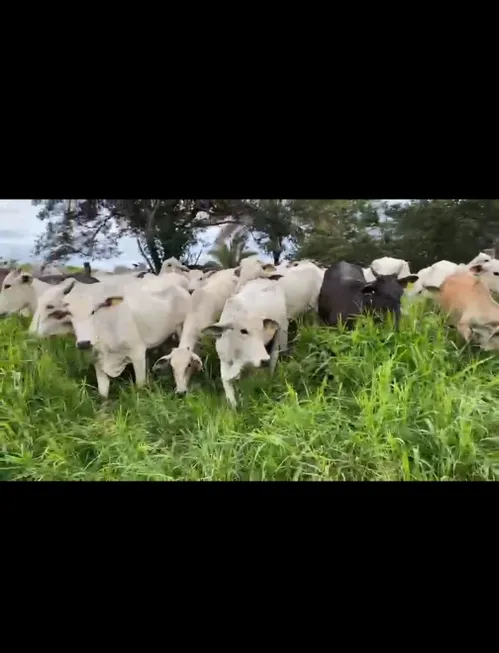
[[132, 349, 147, 388], [95, 364, 110, 399], [269, 327, 287, 375], [220, 361, 237, 408]]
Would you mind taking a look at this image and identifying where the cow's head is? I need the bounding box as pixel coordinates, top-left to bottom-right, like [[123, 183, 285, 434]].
[[203, 317, 279, 381], [360, 269, 419, 316], [0, 268, 34, 316], [160, 257, 190, 276], [234, 259, 279, 289], [469, 322, 499, 350], [153, 347, 203, 395], [58, 288, 124, 350], [28, 277, 76, 337], [469, 260, 499, 295]]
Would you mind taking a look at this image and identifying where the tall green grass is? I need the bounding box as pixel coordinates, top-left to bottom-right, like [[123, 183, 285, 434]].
[[1, 299, 499, 480]]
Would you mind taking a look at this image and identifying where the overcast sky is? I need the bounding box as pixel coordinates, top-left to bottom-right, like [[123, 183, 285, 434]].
[[0, 200, 407, 270]]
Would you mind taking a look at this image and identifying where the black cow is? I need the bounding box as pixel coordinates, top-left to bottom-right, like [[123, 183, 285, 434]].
[[318, 261, 418, 329]]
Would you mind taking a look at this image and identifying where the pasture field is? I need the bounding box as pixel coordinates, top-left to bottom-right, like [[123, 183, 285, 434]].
[[1, 299, 499, 481]]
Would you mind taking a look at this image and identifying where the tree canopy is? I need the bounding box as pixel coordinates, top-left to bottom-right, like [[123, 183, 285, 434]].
[[31, 199, 499, 273]]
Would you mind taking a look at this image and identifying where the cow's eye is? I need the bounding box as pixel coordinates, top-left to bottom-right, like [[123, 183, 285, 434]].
[[240, 328, 249, 335], [4, 284, 10, 289], [46, 304, 54, 310], [494, 272, 499, 277]]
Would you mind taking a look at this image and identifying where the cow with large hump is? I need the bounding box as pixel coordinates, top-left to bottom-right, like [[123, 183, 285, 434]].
[[203, 277, 288, 408], [153, 268, 238, 394], [318, 261, 418, 329], [423, 267, 499, 350], [48, 278, 192, 398]]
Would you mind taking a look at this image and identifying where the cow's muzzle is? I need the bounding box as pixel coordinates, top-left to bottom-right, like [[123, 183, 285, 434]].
[[77, 340, 92, 350]]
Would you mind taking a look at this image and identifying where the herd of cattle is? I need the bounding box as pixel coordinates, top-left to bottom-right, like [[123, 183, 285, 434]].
[[2, 249, 499, 407]]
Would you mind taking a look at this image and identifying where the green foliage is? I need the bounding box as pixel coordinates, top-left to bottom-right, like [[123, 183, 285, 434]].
[[31, 198, 499, 274], [32, 199, 252, 273], [291, 199, 383, 265], [2, 299, 499, 480], [384, 199, 499, 271]]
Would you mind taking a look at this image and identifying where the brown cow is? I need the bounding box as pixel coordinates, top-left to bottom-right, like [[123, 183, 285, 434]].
[[424, 268, 499, 349]]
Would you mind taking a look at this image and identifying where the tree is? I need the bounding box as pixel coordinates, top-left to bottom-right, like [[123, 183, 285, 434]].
[[291, 199, 385, 266], [384, 199, 499, 271], [215, 199, 300, 265], [32, 199, 253, 273], [207, 230, 257, 268]]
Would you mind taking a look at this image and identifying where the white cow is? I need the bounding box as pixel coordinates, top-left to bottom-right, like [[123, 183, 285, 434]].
[[0, 269, 53, 317], [203, 277, 288, 408], [274, 261, 325, 318], [59, 280, 192, 397], [29, 277, 130, 338], [153, 268, 238, 394], [185, 269, 206, 293], [160, 257, 190, 275], [140, 271, 190, 294], [408, 261, 460, 298], [30, 272, 188, 339], [363, 257, 412, 283], [234, 257, 280, 292]]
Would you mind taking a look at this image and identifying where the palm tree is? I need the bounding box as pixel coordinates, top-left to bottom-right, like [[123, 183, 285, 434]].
[[214, 200, 299, 265], [208, 230, 257, 269]]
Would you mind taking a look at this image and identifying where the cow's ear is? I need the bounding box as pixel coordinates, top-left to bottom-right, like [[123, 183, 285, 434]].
[[203, 323, 232, 338], [262, 263, 276, 272], [397, 274, 419, 288], [469, 264, 483, 274], [152, 353, 172, 371], [423, 284, 440, 293], [191, 352, 203, 370], [268, 274, 283, 281], [233, 266, 241, 277], [263, 318, 279, 336], [104, 296, 124, 307], [361, 283, 376, 294]]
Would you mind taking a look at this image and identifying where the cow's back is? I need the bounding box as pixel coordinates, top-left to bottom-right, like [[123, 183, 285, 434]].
[[437, 271, 493, 319]]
